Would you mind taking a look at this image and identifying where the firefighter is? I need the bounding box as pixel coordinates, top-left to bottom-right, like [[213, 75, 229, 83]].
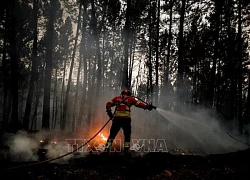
[[104, 88, 154, 156]]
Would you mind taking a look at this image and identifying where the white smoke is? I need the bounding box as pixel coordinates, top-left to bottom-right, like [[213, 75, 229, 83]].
[[1, 130, 88, 163], [3, 130, 39, 161]]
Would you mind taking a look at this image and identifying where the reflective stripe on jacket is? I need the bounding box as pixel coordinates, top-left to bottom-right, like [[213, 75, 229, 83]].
[[106, 96, 147, 118]]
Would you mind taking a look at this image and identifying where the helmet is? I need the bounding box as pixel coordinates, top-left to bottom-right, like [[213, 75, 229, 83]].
[[121, 88, 131, 96]]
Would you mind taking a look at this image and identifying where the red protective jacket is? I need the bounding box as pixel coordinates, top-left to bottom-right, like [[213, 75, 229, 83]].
[[106, 96, 148, 118]]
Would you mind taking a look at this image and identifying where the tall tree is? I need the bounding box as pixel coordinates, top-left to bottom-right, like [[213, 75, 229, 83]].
[[90, 0, 102, 101], [208, 0, 222, 108], [2, 4, 10, 129], [227, 0, 235, 119], [237, 0, 243, 133], [162, 0, 173, 109], [155, 0, 160, 106], [176, 0, 186, 112], [57, 16, 73, 130], [122, 0, 131, 89], [61, 3, 82, 131], [9, 0, 20, 131], [78, 1, 88, 129], [42, 0, 57, 130], [244, 70, 250, 139], [23, 0, 38, 130], [147, 1, 154, 103]]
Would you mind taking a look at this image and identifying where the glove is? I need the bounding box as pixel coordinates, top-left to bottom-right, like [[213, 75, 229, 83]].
[[106, 109, 114, 120], [147, 103, 154, 111]]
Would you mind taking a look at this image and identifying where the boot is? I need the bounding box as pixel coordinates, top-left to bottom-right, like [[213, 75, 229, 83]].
[[101, 141, 111, 156], [124, 147, 131, 158], [100, 147, 110, 156]]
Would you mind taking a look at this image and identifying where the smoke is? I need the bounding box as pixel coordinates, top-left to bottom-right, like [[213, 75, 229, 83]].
[[2, 130, 39, 161], [44, 142, 77, 164], [1, 130, 88, 163]]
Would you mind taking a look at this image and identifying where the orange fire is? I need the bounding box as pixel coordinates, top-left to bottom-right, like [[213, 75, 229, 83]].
[[98, 133, 107, 141]]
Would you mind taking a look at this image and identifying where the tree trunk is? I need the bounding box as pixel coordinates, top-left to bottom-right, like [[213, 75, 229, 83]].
[[208, 0, 221, 109], [9, 0, 20, 131], [148, 40, 153, 103], [87, 56, 97, 129], [62, 3, 82, 131], [52, 67, 58, 130], [54, 89, 58, 130], [237, 0, 243, 133], [109, 34, 115, 90], [122, 0, 131, 89], [60, 53, 67, 128], [135, 59, 142, 93], [101, 3, 107, 93], [176, 0, 186, 112], [2, 5, 9, 129], [162, 0, 173, 109], [244, 70, 250, 140], [192, 58, 197, 105], [31, 64, 44, 130], [23, 0, 38, 130], [102, 31, 106, 92], [147, 1, 153, 103], [226, 0, 236, 125], [155, 0, 160, 107], [42, 0, 56, 130], [91, 0, 102, 102], [128, 36, 136, 88], [78, 1, 88, 128]]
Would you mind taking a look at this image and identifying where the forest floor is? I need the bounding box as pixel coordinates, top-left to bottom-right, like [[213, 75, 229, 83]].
[[1, 148, 250, 180]]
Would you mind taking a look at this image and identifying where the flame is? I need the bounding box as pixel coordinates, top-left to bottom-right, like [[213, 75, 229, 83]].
[[98, 133, 107, 141]]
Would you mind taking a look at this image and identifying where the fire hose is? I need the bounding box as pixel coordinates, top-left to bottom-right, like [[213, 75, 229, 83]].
[[1, 96, 156, 171]]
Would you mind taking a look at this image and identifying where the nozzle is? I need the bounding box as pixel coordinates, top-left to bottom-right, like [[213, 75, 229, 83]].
[[148, 102, 157, 110]]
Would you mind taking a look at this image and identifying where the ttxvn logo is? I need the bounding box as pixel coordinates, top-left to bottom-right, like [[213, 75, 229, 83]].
[[65, 138, 168, 153]]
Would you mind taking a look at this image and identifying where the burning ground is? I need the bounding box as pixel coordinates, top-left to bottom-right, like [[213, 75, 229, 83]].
[[1, 148, 250, 180]]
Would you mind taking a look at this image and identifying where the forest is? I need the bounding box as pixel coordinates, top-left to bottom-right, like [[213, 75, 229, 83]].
[[1, 0, 250, 179], [1, 0, 250, 135]]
